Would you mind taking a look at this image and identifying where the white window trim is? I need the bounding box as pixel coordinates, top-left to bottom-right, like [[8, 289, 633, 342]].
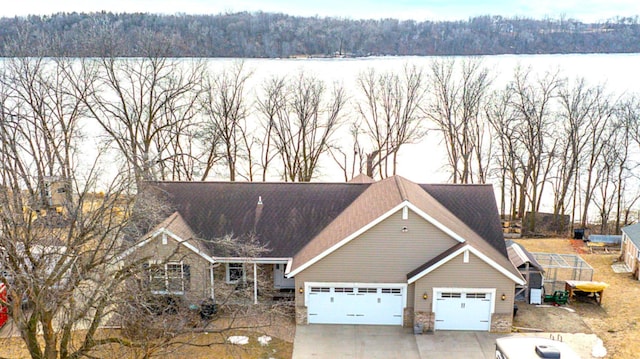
[[226, 262, 246, 284], [149, 260, 188, 295]]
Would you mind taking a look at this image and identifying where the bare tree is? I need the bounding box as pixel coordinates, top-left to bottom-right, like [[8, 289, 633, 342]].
[[613, 96, 640, 232], [552, 78, 602, 232], [255, 77, 287, 181], [200, 61, 253, 181], [426, 58, 492, 184], [576, 91, 615, 228], [82, 56, 204, 190], [265, 73, 346, 182], [355, 64, 426, 179], [0, 57, 148, 359], [485, 89, 523, 219], [507, 67, 561, 231]]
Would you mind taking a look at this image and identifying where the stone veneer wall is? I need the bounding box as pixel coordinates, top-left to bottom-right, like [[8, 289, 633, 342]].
[[490, 313, 512, 332], [403, 307, 414, 328], [295, 306, 308, 325], [413, 311, 435, 333]]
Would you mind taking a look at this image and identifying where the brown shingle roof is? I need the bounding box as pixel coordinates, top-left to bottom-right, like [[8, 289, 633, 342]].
[[290, 176, 520, 281], [290, 176, 405, 269], [406, 242, 467, 279], [143, 211, 209, 254], [419, 184, 507, 256], [151, 177, 520, 281], [150, 211, 197, 241], [154, 182, 369, 257]]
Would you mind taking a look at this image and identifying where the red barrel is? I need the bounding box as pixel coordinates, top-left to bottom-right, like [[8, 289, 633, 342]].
[[0, 283, 7, 328]]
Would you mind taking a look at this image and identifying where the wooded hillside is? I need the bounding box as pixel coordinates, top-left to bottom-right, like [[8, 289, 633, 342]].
[[1, 12, 639, 57]]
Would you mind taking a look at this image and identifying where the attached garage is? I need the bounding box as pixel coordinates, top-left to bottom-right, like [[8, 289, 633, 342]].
[[305, 283, 405, 325], [433, 289, 494, 331]]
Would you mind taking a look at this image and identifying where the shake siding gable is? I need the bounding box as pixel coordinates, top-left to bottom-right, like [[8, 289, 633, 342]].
[[295, 209, 459, 306], [413, 251, 514, 314]]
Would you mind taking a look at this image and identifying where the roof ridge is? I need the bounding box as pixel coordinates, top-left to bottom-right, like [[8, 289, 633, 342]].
[[394, 176, 408, 201]]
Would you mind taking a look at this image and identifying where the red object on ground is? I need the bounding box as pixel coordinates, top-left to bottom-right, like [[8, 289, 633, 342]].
[[0, 283, 7, 328]]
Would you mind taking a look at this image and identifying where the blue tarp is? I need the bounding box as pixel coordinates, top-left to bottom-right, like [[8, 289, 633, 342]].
[[588, 234, 622, 244]]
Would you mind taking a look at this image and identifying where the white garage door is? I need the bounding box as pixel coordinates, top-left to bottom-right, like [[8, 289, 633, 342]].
[[307, 285, 404, 325], [434, 291, 492, 331]]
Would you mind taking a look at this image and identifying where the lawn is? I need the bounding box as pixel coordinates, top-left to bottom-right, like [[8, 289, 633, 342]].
[[0, 311, 295, 359], [515, 238, 640, 359]]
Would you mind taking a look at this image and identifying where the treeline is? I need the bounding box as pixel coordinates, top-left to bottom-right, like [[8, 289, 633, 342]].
[[1, 12, 640, 57], [2, 56, 639, 236]]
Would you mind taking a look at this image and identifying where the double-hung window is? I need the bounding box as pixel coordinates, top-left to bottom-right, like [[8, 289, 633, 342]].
[[145, 261, 190, 294], [226, 263, 245, 284]]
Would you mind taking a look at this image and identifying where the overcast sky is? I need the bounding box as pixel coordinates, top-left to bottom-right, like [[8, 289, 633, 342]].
[[2, 0, 639, 22]]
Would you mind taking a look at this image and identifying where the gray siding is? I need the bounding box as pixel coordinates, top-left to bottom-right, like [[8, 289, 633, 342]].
[[295, 209, 459, 306], [413, 251, 515, 314]]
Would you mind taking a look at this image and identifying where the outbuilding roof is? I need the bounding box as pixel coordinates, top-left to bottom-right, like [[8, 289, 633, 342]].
[[622, 222, 640, 248]]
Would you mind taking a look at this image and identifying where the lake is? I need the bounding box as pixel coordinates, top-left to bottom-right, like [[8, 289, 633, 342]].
[[206, 54, 640, 188]]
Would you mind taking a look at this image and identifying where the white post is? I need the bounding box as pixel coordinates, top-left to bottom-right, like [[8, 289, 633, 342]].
[[210, 264, 215, 300], [253, 262, 258, 304]]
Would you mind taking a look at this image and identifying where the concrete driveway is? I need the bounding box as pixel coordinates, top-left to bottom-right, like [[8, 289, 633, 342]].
[[292, 325, 501, 359], [292, 325, 421, 359], [415, 331, 501, 358]]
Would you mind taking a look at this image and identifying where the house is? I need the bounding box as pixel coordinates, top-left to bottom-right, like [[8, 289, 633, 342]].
[[621, 223, 640, 279], [505, 240, 544, 303], [133, 175, 524, 332]]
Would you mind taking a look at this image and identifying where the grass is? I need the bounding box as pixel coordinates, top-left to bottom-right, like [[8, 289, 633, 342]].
[[0, 313, 295, 359], [516, 238, 640, 359]]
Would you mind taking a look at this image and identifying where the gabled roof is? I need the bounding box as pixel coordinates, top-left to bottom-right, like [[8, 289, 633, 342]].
[[348, 174, 375, 183], [154, 182, 368, 257], [288, 176, 519, 281], [405, 243, 525, 285], [505, 239, 544, 272], [151, 176, 520, 282], [420, 184, 507, 256], [151, 211, 198, 242], [126, 211, 215, 264], [622, 223, 640, 248], [407, 242, 467, 280]]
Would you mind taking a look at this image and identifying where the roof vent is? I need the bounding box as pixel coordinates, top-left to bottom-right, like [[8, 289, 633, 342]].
[[258, 196, 263, 205], [535, 344, 561, 359]]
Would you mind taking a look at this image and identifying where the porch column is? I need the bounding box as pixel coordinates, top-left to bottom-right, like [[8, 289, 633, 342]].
[[253, 262, 258, 304], [210, 264, 215, 300]]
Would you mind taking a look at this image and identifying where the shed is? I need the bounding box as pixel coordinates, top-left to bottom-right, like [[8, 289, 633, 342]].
[[621, 223, 640, 279], [506, 240, 544, 303]]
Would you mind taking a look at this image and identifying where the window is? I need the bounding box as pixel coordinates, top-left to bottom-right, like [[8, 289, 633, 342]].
[[466, 293, 487, 299], [334, 287, 354, 293], [358, 288, 377, 294], [440, 292, 462, 298], [310, 287, 330, 293], [226, 263, 245, 283], [145, 261, 190, 294], [381, 288, 401, 294]]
